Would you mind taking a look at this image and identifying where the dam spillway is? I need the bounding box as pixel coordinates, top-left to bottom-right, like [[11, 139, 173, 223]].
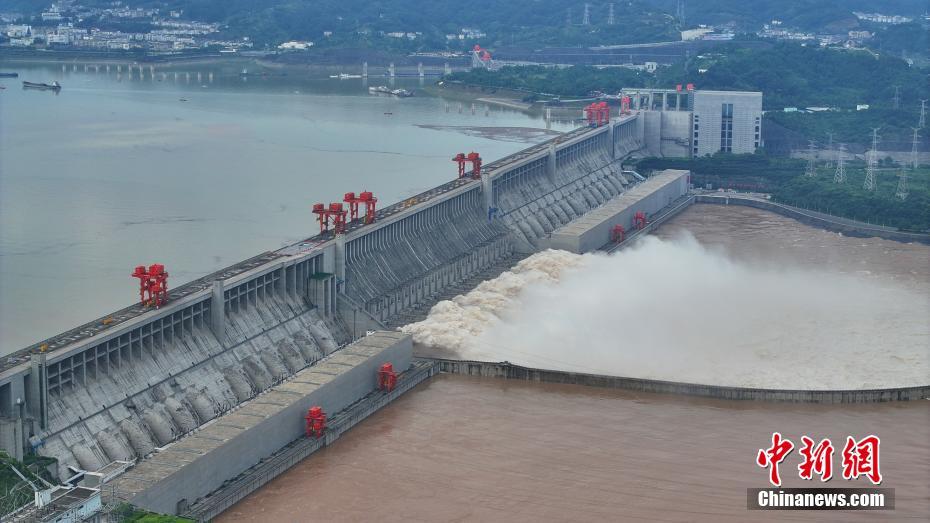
[[0, 114, 650, 476]]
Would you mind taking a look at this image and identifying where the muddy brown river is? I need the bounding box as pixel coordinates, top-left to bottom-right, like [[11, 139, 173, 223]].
[[218, 206, 930, 522]]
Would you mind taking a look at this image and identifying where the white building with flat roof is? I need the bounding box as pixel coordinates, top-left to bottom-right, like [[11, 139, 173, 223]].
[[691, 90, 763, 156], [619, 88, 763, 158]]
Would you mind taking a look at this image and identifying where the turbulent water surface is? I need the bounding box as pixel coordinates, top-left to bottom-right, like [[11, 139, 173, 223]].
[[404, 205, 930, 389]]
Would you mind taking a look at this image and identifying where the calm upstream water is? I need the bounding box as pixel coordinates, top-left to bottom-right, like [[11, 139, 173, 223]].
[[0, 62, 572, 354]]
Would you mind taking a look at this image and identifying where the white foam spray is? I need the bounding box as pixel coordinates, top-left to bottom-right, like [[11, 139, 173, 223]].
[[402, 235, 930, 390]]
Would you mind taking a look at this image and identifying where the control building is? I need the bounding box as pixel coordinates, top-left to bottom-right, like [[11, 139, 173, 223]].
[[621, 88, 763, 158]]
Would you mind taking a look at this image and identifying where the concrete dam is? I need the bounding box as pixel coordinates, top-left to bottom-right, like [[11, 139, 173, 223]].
[[0, 113, 657, 482]]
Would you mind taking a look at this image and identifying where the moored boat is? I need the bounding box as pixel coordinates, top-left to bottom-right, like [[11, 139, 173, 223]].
[[22, 80, 61, 91]]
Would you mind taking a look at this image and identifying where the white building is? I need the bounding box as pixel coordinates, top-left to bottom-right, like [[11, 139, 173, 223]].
[[681, 27, 713, 41], [5, 24, 32, 38], [278, 40, 313, 50], [41, 4, 63, 22], [691, 90, 763, 156]]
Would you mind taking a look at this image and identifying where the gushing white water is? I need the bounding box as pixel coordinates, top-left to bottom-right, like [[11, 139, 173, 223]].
[[402, 235, 930, 389]]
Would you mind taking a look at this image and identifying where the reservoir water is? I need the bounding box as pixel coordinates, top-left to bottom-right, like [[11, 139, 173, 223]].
[[0, 62, 571, 354]]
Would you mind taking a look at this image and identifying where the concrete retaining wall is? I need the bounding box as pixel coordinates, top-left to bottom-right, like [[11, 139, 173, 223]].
[[182, 360, 438, 521], [112, 331, 412, 515], [550, 169, 690, 253], [434, 359, 930, 403]]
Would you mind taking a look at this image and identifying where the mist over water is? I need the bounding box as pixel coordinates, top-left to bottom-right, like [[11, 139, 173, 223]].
[[403, 234, 930, 389]]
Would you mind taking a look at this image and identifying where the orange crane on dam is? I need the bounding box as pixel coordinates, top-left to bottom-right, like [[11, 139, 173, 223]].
[[313, 191, 378, 234], [453, 152, 483, 179], [131, 263, 169, 308]]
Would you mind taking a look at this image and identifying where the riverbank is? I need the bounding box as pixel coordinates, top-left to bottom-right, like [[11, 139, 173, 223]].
[[428, 82, 589, 121]]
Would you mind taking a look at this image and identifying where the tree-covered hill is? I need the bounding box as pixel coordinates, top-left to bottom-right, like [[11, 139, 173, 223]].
[[644, 0, 926, 32]]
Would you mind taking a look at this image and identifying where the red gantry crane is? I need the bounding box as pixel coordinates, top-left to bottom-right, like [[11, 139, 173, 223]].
[[131, 263, 170, 308], [359, 191, 378, 224], [378, 362, 397, 392], [328, 202, 348, 234], [453, 152, 482, 179], [611, 224, 626, 243], [343, 192, 361, 222], [312, 203, 329, 233], [585, 102, 610, 127], [305, 406, 327, 438], [620, 95, 631, 115], [315, 191, 378, 234]]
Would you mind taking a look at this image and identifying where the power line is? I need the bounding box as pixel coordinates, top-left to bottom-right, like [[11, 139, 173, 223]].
[[824, 132, 834, 169]]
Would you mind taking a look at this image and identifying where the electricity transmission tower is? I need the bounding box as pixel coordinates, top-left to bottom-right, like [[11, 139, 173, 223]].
[[911, 128, 921, 169], [834, 144, 847, 184], [920, 100, 927, 129], [582, 3, 591, 26], [677, 0, 685, 25], [805, 141, 817, 177], [608, 3, 615, 25], [892, 85, 900, 110], [566, 8, 572, 27], [863, 128, 879, 191], [895, 169, 909, 200], [824, 133, 834, 169]]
